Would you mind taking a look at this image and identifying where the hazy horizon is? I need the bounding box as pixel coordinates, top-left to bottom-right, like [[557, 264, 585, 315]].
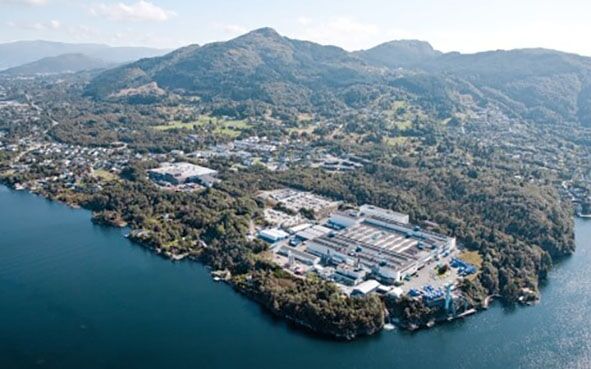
[[2, 26, 590, 59], [1, 0, 591, 57]]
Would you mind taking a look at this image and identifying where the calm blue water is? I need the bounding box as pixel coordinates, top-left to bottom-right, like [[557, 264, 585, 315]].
[[1, 185, 590, 369]]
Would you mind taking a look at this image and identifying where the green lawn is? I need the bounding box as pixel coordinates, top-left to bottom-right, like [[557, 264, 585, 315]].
[[385, 100, 425, 131], [153, 115, 251, 138], [92, 169, 118, 182]]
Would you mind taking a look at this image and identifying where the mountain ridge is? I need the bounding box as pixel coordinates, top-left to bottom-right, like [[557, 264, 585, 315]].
[[85, 27, 591, 126], [85, 27, 385, 109], [354, 39, 442, 68], [1, 53, 116, 76], [0, 40, 170, 71]]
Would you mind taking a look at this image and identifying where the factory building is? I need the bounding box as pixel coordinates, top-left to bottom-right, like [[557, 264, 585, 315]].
[[334, 264, 367, 286], [294, 224, 333, 242], [277, 245, 320, 266], [352, 280, 381, 296], [148, 162, 219, 187], [327, 212, 358, 229], [258, 188, 340, 220], [359, 204, 410, 224], [234, 136, 277, 152], [305, 206, 455, 284], [258, 228, 290, 243]]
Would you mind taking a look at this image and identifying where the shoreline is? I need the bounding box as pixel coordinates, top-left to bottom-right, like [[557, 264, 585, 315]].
[[0, 182, 558, 338]]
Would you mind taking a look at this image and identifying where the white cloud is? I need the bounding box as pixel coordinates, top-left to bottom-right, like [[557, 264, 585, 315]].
[[211, 22, 247, 37], [295, 16, 381, 50], [0, 0, 48, 5], [222, 24, 247, 35], [64, 25, 99, 41], [49, 19, 61, 29], [7, 19, 61, 31], [297, 16, 312, 26], [90, 1, 176, 22]]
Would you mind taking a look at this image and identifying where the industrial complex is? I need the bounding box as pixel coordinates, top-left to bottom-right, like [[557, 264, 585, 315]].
[[258, 188, 340, 220], [258, 188, 464, 299], [308, 210, 456, 284]]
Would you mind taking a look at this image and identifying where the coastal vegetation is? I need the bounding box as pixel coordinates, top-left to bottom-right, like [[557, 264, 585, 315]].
[[1, 146, 573, 332], [1, 26, 590, 338], [237, 268, 385, 339]]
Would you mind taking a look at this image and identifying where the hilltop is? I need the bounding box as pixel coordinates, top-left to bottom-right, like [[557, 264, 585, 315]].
[[1, 53, 115, 76], [0, 40, 169, 71], [85, 28, 382, 110], [86, 27, 591, 126]]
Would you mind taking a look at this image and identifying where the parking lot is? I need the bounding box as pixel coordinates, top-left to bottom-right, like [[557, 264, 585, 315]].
[[400, 251, 461, 291]]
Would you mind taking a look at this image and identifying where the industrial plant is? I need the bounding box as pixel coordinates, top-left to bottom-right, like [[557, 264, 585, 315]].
[[257, 188, 467, 299]]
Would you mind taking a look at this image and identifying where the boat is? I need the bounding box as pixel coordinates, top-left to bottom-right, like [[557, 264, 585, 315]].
[[383, 323, 395, 331]]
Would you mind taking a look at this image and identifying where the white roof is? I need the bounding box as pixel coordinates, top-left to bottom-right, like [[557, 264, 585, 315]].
[[359, 204, 409, 224], [259, 228, 289, 240], [288, 223, 312, 234], [353, 279, 381, 294], [149, 162, 217, 177], [295, 224, 333, 240], [360, 204, 408, 217]]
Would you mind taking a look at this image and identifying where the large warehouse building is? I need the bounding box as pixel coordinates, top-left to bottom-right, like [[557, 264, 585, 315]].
[[148, 162, 219, 187], [305, 206, 456, 284]]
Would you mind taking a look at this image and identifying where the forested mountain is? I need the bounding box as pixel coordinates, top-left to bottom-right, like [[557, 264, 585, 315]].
[[357, 45, 591, 126], [430, 49, 591, 126], [0, 40, 169, 71], [0, 53, 115, 76], [86, 27, 591, 127], [354, 40, 441, 68], [85, 28, 386, 110]]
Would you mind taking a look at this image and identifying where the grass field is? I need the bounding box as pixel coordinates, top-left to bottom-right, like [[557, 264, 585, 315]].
[[153, 115, 251, 138], [385, 100, 426, 131], [391, 119, 413, 130], [459, 250, 482, 281], [92, 169, 118, 182], [287, 125, 315, 135], [459, 250, 483, 268], [384, 136, 409, 146], [297, 113, 313, 122]]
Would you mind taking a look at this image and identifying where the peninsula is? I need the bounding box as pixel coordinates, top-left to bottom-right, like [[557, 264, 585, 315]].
[[0, 28, 586, 339]]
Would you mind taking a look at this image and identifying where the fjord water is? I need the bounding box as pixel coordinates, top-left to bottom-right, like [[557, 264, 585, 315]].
[[1, 185, 590, 369]]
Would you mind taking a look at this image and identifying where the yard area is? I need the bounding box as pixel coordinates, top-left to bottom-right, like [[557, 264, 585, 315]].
[[92, 169, 119, 182], [401, 251, 461, 291]]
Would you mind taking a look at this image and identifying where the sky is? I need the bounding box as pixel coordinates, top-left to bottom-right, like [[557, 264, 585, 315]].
[[0, 0, 590, 55]]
